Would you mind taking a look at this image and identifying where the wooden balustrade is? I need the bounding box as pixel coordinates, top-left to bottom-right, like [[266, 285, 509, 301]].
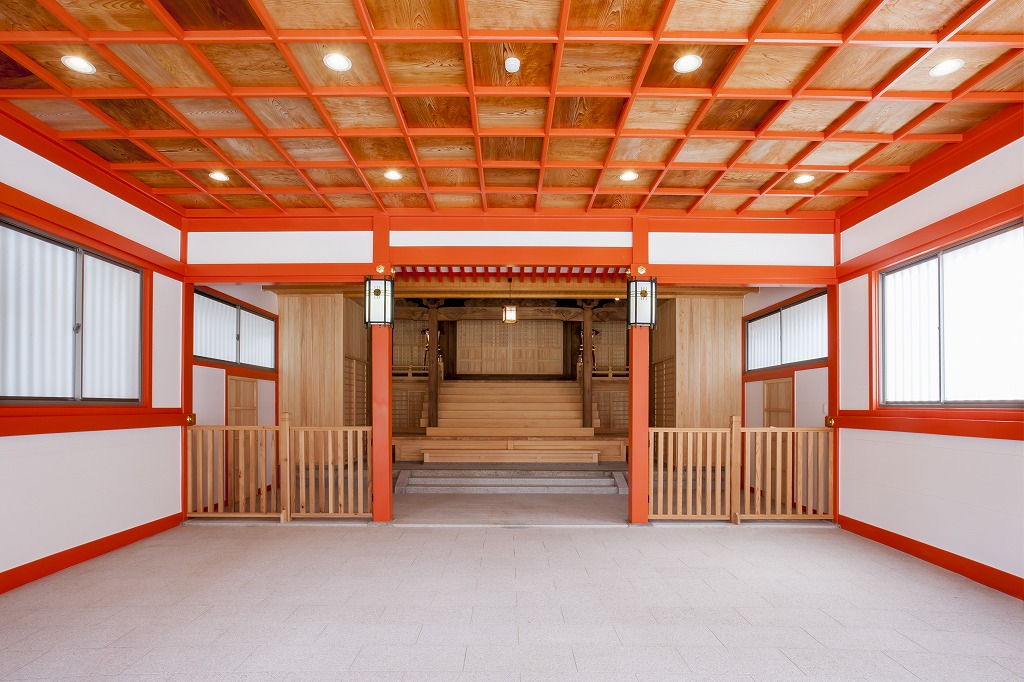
[[186, 425, 283, 519], [290, 426, 372, 518], [649, 418, 834, 522]]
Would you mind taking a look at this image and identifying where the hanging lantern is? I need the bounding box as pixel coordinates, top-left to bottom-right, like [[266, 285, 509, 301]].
[[627, 278, 657, 327], [364, 276, 394, 326]]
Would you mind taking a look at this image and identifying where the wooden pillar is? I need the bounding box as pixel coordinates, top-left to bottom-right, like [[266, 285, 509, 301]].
[[426, 301, 440, 428], [628, 325, 650, 524], [581, 303, 594, 427], [371, 324, 393, 522]]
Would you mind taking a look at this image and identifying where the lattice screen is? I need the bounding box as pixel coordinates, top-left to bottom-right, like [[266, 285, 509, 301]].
[[593, 320, 627, 369], [457, 320, 562, 375], [652, 358, 676, 428], [393, 319, 424, 368]]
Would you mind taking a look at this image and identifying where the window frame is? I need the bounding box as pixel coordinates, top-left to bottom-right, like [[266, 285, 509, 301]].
[[193, 289, 277, 372], [744, 291, 828, 374], [878, 221, 1023, 409], [0, 219, 144, 405]]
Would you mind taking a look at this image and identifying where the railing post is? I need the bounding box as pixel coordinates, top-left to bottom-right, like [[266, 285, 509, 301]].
[[729, 415, 741, 525], [280, 412, 292, 523]]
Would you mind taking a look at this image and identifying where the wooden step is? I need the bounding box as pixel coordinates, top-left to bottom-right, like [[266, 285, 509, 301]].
[[422, 449, 599, 464], [438, 419, 583, 428], [426, 427, 596, 437]]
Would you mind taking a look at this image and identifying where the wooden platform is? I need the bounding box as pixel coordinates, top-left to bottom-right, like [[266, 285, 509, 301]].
[[423, 450, 599, 464]]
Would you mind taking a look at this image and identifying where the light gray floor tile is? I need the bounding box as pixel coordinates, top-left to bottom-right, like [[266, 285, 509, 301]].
[[234, 645, 361, 673], [781, 648, 920, 680], [518, 620, 620, 645], [888, 651, 1022, 681], [804, 626, 926, 652], [572, 645, 688, 673], [899, 628, 1022, 657], [709, 624, 824, 649], [126, 645, 258, 675], [418, 623, 518, 646], [613, 623, 720, 647], [348, 645, 466, 672], [6, 647, 151, 679], [463, 644, 576, 672], [679, 646, 805, 678]]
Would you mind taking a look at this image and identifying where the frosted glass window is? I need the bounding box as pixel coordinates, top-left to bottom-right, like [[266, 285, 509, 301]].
[[746, 313, 781, 370], [0, 227, 76, 398], [882, 258, 940, 403], [239, 310, 275, 369], [194, 293, 237, 363], [781, 295, 828, 365], [82, 256, 142, 399]]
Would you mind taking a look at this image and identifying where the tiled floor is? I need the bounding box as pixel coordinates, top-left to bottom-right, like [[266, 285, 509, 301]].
[[393, 492, 628, 526], [1, 523, 1021, 680]]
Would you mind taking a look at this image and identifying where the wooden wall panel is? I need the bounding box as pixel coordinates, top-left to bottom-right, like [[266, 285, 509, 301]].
[[393, 318, 424, 367], [278, 294, 347, 426], [456, 319, 562, 374], [651, 298, 676, 427], [674, 296, 743, 428]]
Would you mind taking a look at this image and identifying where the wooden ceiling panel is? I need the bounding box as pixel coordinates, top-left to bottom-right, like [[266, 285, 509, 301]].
[[326, 193, 378, 208], [912, 103, 1007, 134], [661, 170, 718, 188], [305, 167, 364, 187], [0, 0, 65, 31], [344, 136, 413, 160], [155, 0, 265, 31], [245, 168, 305, 188], [746, 195, 802, 211], [221, 194, 276, 209], [90, 98, 182, 130], [320, 97, 397, 129], [168, 193, 221, 208], [399, 96, 473, 128], [364, 0, 459, 29], [272, 193, 325, 208], [198, 44, 299, 88], [477, 97, 547, 129], [646, 195, 698, 210], [423, 167, 480, 187], [802, 142, 878, 166], [552, 97, 626, 129], [434, 193, 482, 208], [0, 53, 49, 88], [738, 140, 809, 165], [623, 98, 701, 131], [245, 97, 326, 129], [465, 0, 561, 30], [289, 43, 381, 87], [480, 136, 543, 161], [962, 0, 1024, 33], [186, 168, 250, 188], [539, 193, 591, 209], [380, 192, 430, 208], [567, 0, 666, 31], [767, 100, 855, 132], [127, 170, 191, 188], [543, 168, 601, 187], [559, 43, 646, 88], [365, 168, 422, 188], [471, 42, 553, 87], [168, 98, 253, 129], [665, 0, 768, 32], [644, 45, 739, 88], [698, 194, 748, 211], [841, 100, 933, 134], [107, 44, 215, 89], [18, 45, 133, 89], [379, 43, 466, 87], [775, 171, 835, 190], [54, 0, 163, 31], [979, 54, 1024, 91], [764, 0, 872, 33], [894, 48, 1010, 92], [484, 168, 539, 187], [674, 138, 744, 163], [260, 0, 360, 29], [868, 142, 944, 167], [700, 99, 778, 131], [808, 47, 916, 90], [212, 137, 283, 162], [146, 137, 217, 161], [859, 0, 975, 33], [725, 46, 827, 89], [76, 138, 155, 163], [611, 137, 677, 163], [830, 172, 896, 191], [414, 136, 476, 160], [601, 169, 660, 188], [487, 192, 536, 208], [593, 194, 643, 209], [800, 196, 854, 211], [717, 170, 776, 190], [279, 137, 349, 161], [547, 136, 611, 162]]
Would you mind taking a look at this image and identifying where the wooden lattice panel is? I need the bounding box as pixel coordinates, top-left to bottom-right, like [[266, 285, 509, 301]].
[[456, 319, 562, 374]]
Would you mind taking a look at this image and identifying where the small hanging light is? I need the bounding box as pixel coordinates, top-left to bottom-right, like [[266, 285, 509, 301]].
[[364, 274, 394, 326], [502, 277, 517, 324], [627, 277, 657, 327]]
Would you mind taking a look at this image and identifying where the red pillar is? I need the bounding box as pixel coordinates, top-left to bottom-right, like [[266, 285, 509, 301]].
[[371, 324, 393, 522], [628, 325, 650, 524]]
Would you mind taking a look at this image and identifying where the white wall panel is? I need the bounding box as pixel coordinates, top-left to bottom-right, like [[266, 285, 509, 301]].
[[257, 379, 276, 426], [840, 428, 1024, 577], [152, 274, 182, 409], [794, 367, 828, 428], [841, 139, 1024, 262], [192, 365, 225, 425], [390, 230, 631, 248], [743, 286, 814, 315], [649, 232, 834, 266], [839, 275, 870, 410], [0, 427, 181, 573], [206, 283, 278, 314], [743, 381, 764, 427], [0, 136, 180, 259], [187, 231, 373, 264]]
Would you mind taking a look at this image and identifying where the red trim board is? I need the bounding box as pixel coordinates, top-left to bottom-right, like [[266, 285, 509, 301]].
[[838, 515, 1024, 600], [0, 514, 181, 595]]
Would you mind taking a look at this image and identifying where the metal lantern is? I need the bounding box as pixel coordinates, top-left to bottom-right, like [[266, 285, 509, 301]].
[[364, 277, 394, 326], [627, 278, 657, 327], [501, 277, 517, 324]]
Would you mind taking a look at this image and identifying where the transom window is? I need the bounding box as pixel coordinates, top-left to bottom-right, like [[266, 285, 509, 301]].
[[193, 291, 276, 370], [745, 292, 827, 372]]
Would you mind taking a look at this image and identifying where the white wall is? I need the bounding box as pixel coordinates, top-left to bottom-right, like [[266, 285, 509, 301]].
[[794, 366, 828, 428], [257, 379, 276, 426], [205, 283, 278, 314], [152, 274, 182, 409], [744, 380, 764, 427], [192, 365, 226, 425], [650, 232, 833, 266], [188, 231, 373, 264], [0, 427, 181, 572], [840, 428, 1024, 578], [839, 275, 869, 410], [743, 286, 814, 316]]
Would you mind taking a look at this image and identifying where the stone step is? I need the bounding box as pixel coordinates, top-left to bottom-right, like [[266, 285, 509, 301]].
[[406, 476, 615, 487], [410, 469, 612, 478], [401, 484, 621, 495], [395, 468, 628, 495]]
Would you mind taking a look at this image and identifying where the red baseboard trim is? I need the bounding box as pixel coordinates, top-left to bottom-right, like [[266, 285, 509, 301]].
[[0, 514, 181, 595], [837, 514, 1024, 600]]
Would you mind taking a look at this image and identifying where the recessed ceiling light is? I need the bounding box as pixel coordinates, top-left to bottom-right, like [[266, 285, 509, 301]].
[[504, 56, 521, 74], [929, 58, 965, 78], [208, 171, 230, 182], [672, 54, 702, 74], [793, 174, 815, 185], [384, 170, 403, 181], [323, 52, 353, 72], [60, 55, 96, 74], [619, 170, 640, 182]]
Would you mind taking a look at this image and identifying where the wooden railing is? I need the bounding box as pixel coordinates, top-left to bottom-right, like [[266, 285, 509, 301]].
[[185, 414, 372, 520], [649, 417, 834, 522]]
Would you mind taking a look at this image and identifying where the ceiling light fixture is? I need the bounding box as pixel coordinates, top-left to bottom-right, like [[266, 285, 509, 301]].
[[323, 52, 353, 72], [383, 170, 403, 181], [60, 55, 96, 74], [504, 56, 521, 74], [208, 171, 230, 182], [672, 54, 702, 74], [929, 58, 965, 78], [793, 174, 815, 185], [619, 170, 640, 182]]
